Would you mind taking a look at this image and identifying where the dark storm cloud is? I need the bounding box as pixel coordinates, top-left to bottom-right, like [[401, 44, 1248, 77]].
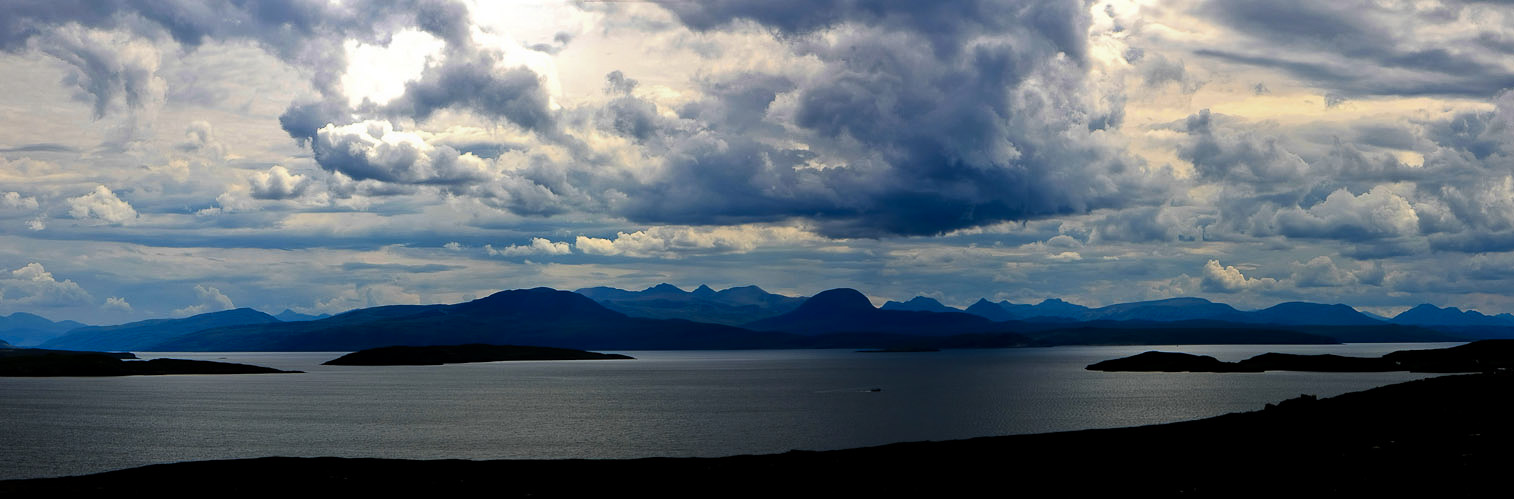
[[579, 1, 1156, 237], [2, 0, 486, 130], [1180, 109, 1309, 185], [658, 0, 1089, 60], [310, 121, 490, 185], [1195, 0, 1514, 98], [381, 55, 555, 133]]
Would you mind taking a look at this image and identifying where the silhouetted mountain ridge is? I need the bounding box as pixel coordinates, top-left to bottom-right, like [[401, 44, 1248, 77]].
[[573, 283, 804, 325], [746, 289, 1009, 336]]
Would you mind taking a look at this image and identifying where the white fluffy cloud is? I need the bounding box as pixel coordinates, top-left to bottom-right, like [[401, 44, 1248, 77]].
[[1, 192, 39, 210], [1270, 186, 1421, 240], [67, 185, 138, 225], [1200, 259, 1277, 293], [102, 296, 133, 312], [0, 263, 93, 308], [249, 166, 315, 200], [574, 225, 822, 258], [171, 284, 236, 317], [486, 238, 572, 257], [300, 283, 422, 315]]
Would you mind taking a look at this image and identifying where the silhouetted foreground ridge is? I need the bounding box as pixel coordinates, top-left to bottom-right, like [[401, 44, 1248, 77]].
[[1089, 339, 1514, 372]]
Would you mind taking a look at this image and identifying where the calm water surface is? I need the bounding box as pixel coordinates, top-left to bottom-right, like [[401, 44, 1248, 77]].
[[0, 343, 1459, 480]]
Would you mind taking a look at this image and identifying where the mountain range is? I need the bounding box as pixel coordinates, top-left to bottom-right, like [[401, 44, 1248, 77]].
[[574, 283, 804, 325], [11, 285, 1514, 352]]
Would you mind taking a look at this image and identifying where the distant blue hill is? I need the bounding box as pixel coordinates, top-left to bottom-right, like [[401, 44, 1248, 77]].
[[274, 309, 331, 322], [1246, 302, 1384, 326], [1392, 304, 1514, 327], [0, 312, 89, 346], [40, 308, 280, 351], [964, 297, 1384, 326]]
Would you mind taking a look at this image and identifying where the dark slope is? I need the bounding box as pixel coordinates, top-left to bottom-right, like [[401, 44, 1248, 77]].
[[964, 299, 1017, 321], [744, 288, 1007, 336], [1244, 302, 1384, 326], [39, 308, 280, 351], [9, 373, 1513, 496], [575, 284, 804, 325], [151, 288, 805, 351], [1082, 297, 1246, 322]]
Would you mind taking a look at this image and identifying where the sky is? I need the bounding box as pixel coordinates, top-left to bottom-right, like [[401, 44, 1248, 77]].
[[3, 0, 1514, 324]]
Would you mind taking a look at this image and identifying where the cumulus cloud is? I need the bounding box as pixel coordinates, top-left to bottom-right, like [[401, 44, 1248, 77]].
[[249, 166, 315, 200], [485, 237, 572, 257], [0, 263, 93, 307], [1, 192, 39, 210], [1200, 260, 1276, 293], [1289, 256, 1383, 288], [171, 284, 236, 317], [312, 120, 492, 184], [1271, 186, 1421, 240], [1180, 110, 1309, 184], [67, 185, 138, 225], [102, 296, 132, 312], [575, 224, 821, 258], [302, 283, 422, 315], [176, 120, 226, 158]]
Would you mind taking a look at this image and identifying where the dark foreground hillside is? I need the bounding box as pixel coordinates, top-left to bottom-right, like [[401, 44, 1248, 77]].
[[5, 372, 1510, 496]]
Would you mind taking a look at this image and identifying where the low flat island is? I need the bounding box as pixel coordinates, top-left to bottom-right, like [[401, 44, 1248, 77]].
[[322, 344, 634, 366], [0, 349, 298, 376]]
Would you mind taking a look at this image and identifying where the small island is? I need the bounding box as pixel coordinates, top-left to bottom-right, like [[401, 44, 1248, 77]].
[[322, 344, 635, 366], [0, 350, 299, 377], [1087, 339, 1514, 373]]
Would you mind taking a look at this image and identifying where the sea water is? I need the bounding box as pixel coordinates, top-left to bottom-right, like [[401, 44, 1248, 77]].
[[0, 343, 1458, 480]]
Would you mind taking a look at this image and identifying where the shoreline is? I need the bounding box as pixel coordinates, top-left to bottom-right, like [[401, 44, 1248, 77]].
[[5, 371, 1509, 495]]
